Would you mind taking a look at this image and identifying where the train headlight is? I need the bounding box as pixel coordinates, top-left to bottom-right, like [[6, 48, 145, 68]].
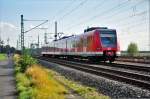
[[116, 51, 121, 56]]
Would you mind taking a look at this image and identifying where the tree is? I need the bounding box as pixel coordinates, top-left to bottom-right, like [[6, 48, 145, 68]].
[[127, 42, 138, 56], [0, 39, 4, 53], [0, 37, 4, 45]]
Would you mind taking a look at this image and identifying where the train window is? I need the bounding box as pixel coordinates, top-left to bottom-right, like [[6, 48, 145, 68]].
[[84, 36, 87, 47], [100, 31, 117, 47]]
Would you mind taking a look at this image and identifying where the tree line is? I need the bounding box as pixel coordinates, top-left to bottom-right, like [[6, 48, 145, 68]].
[[0, 39, 15, 53]]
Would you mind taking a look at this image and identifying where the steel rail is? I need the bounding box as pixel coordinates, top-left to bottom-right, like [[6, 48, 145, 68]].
[[98, 62, 150, 72], [39, 57, 150, 90]]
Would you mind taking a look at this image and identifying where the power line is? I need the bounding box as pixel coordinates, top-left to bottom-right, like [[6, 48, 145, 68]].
[[111, 10, 148, 28], [64, 0, 129, 31], [23, 19, 48, 21], [24, 20, 48, 33], [58, 0, 88, 21], [50, 0, 76, 21], [63, 0, 106, 29], [119, 18, 148, 30], [48, 0, 76, 31], [103, 0, 146, 24]]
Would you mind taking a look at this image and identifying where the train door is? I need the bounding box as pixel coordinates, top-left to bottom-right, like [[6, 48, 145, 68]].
[[83, 35, 87, 53], [65, 39, 67, 55]]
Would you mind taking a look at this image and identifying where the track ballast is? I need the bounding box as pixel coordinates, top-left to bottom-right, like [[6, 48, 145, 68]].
[[38, 56, 150, 90]]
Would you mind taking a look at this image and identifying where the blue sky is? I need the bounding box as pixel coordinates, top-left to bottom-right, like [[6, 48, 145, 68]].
[[0, 0, 149, 51]]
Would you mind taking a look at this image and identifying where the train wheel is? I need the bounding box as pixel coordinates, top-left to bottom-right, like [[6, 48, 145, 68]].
[[109, 60, 112, 63], [109, 58, 114, 63]]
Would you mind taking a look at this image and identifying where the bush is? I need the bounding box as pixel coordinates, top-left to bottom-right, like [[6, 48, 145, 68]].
[[13, 54, 21, 65], [127, 42, 138, 56], [13, 54, 37, 73], [14, 54, 67, 99], [16, 73, 30, 92], [18, 55, 37, 72], [19, 88, 34, 99], [26, 65, 68, 99], [16, 73, 33, 99]]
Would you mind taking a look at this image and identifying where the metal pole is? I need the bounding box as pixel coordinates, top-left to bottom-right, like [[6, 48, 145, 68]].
[[17, 40, 18, 50], [21, 15, 24, 54], [54, 21, 57, 41], [149, 0, 150, 51], [7, 38, 9, 45], [38, 34, 39, 48], [18, 35, 21, 50], [44, 33, 47, 44]]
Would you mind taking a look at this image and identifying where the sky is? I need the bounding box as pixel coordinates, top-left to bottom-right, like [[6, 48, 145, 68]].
[[0, 0, 149, 51]]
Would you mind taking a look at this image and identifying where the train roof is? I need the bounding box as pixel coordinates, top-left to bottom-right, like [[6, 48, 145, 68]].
[[54, 35, 75, 41], [84, 27, 116, 33], [84, 27, 108, 32], [53, 27, 116, 42]]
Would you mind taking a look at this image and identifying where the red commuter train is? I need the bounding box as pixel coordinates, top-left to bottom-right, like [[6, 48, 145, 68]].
[[41, 27, 120, 62]]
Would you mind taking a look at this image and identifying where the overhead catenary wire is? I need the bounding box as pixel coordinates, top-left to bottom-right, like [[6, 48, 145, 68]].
[[63, 0, 106, 29], [48, 0, 76, 32], [102, 0, 146, 25], [24, 20, 48, 33], [50, 0, 76, 21], [57, 0, 88, 21], [64, 0, 129, 31], [23, 19, 49, 21]]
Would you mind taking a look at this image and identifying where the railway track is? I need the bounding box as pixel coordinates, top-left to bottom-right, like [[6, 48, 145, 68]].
[[38, 57, 150, 90], [98, 62, 150, 73], [62, 57, 150, 73]]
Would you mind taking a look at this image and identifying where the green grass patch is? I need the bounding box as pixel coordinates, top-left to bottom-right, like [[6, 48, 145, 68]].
[[0, 54, 6, 61], [14, 54, 68, 99], [14, 54, 109, 99]]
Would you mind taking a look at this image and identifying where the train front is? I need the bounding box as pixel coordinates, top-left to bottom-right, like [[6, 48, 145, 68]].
[[99, 29, 120, 62]]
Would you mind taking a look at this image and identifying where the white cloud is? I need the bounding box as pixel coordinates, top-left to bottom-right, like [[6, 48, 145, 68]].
[[0, 22, 18, 30], [0, 22, 19, 47]]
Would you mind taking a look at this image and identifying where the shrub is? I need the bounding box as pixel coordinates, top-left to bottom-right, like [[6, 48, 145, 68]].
[[26, 65, 68, 99], [13, 54, 21, 65], [14, 54, 68, 99], [19, 88, 34, 99], [127, 42, 139, 56], [18, 55, 37, 72], [16, 73, 31, 91], [16, 73, 33, 99]]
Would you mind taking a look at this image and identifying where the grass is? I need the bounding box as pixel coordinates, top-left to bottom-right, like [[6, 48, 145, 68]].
[[47, 69, 110, 99], [25, 65, 68, 99], [14, 54, 109, 99], [14, 54, 68, 99], [15, 65, 68, 99], [0, 53, 6, 61]]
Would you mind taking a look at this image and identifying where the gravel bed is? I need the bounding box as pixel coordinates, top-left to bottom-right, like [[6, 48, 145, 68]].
[[39, 59, 150, 98]]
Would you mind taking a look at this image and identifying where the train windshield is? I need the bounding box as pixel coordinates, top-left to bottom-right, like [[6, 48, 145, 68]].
[[100, 31, 117, 47]]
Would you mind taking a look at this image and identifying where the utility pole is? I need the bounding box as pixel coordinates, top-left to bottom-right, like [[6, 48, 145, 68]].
[[54, 21, 57, 41], [44, 33, 47, 44], [21, 15, 24, 54], [17, 40, 19, 50], [149, 0, 150, 51], [38, 34, 39, 48], [18, 35, 21, 50], [20, 15, 48, 55], [7, 38, 10, 45]]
